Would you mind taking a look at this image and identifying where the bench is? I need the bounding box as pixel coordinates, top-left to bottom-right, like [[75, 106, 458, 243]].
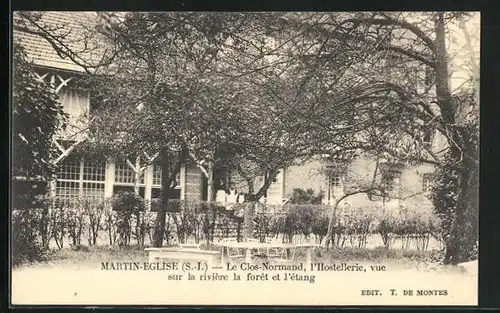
[[145, 247, 221, 266]]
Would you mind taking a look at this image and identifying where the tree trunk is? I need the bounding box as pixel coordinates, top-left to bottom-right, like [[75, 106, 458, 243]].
[[434, 13, 478, 264], [153, 150, 171, 247], [242, 202, 255, 242], [134, 156, 141, 195], [443, 133, 479, 264], [206, 161, 214, 203], [434, 13, 455, 125], [242, 182, 256, 242], [321, 199, 339, 248]]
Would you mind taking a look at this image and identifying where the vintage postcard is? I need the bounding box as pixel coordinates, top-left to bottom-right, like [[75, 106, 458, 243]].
[[10, 11, 479, 306]]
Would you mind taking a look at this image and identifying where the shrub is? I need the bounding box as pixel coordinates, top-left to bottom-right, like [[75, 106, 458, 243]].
[[278, 204, 329, 243], [83, 199, 106, 246], [65, 200, 86, 247], [171, 200, 198, 243], [110, 191, 145, 213], [110, 192, 145, 246], [377, 211, 397, 248], [12, 208, 49, 266], [376, 204, 441, 251], [253, 213, 272, 242], [289, 188, 324, 204], [311, 212, 329, 243], [51, 200, 68, 249], [131, 210, 155, 246], [103, 208, 118, 246]]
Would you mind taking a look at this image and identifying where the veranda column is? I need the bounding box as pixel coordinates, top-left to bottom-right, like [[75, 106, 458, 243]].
[[144, 164, 153, 209], [104, 161, 115, 204]]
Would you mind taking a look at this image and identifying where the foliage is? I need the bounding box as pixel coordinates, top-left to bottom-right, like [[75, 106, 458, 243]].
[[12, 43, 66, 179], [11, 44, 66, 262], [14, 11, 479, 262], [110, 191, 145, 213], [84, 200, 106, 246], [12, 197, 444, 259], [376, 205, 441, 251], [430, 117, 479, 262], [109, 192, 145, 246], [289, 188, 324, 204], [338, 204, 378, 248], [12, 209, 50, 266], [65, 200, 86, 247]]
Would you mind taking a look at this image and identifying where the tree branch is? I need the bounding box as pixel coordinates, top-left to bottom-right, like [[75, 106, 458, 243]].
[[376, 44, 436, 68]]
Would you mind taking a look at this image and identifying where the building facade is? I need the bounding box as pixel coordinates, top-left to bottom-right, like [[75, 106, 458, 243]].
[[14, 12, 459, 210]]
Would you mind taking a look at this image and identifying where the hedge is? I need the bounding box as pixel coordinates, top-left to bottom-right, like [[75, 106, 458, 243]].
[[12, 195, 442, 265]]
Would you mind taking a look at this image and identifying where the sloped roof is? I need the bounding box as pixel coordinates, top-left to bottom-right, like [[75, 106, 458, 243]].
[[13, 11, 102, 73]]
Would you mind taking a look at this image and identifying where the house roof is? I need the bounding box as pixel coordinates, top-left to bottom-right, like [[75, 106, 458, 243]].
[[13, 11, 103, 73]]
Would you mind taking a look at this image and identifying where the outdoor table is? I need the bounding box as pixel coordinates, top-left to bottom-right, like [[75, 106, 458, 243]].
[[215, 241, 320, 267]]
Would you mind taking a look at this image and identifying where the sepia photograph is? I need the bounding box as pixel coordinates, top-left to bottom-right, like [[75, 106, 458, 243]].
[[10, 11, 480, 306]]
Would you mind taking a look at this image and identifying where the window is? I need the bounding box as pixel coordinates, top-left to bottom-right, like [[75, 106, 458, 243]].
[[56, 155, 106, 201], [214, 166, 229, 191], [329, 173, 342, 191], [56, 180, 80, 200], [152, 162, 162, 186], [82, 182, 105, 200], [151, 188, 161, 199], [57, 154, 80, 180], [115, 160, 144, 184], [382, 170, 401, 198], [83, 158, 106, 181], [151, 161, 181, 189], [327, 170, 343, 201], [422, 173, 434, 192], [56, 155, 81, 200], [267, 173, 281, 197]]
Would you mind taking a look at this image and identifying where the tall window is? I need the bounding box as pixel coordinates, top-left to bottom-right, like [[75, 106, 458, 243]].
[[115, 160, 144, 184], [422, 173, 435, 192], [330, 173, 342, 192], [151, 161, 181, 200], [56, 155, 105, 201], [151, 161, 180, 188], [382, 170, 401, 198], [56, 154, 82, 200], [152, 162, 162, 186], [327, 170, 343, 201]]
